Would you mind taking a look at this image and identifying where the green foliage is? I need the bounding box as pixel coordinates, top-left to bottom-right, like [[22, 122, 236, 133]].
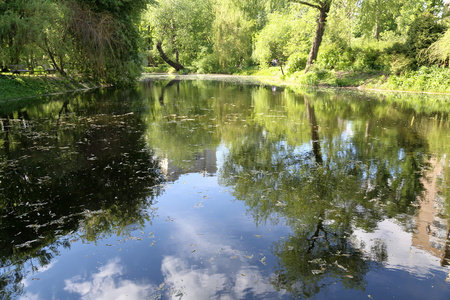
[[383, 65, 450, 92], [212, 0, 256, 69], [425, 27, 450, 64], [297, 66, 332, 86], [252, 8, 313, 68], [2, 0, 450, 87], [315, 43, 353, 70], [192, 53, 223, 74], [253, 12, 292, 67], [404, 12, 446, 65], [144, 0, 214, 71], [356, 0, 401, 39], [0, 0, 59, 66], [0, 0, 148, 85], [286, 52, 308, 74]]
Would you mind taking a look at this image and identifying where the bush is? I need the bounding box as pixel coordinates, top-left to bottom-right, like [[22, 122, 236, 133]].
[[404, 12, 446, 66], [286, 53, 308, 75], [353, 46, 382, 70], [298, 66, 332, 86], [316, 43, 353, 70], [383, 66, 450, 92]]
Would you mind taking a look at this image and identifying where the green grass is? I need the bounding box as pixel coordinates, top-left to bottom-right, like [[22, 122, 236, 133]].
[[0, 74, 101, 101]]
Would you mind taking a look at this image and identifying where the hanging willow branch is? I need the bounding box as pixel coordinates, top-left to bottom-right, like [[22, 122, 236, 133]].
[[66, 1, 126, 80]]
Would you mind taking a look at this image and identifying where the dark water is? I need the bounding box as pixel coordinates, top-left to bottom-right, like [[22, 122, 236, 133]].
[[1, 75, 450, 299]]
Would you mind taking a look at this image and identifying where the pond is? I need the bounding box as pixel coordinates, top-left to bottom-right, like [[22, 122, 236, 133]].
[[1, 75, 450, 299]]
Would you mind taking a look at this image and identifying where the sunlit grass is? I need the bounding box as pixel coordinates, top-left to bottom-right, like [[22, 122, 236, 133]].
[[0, 75, 100, 101]]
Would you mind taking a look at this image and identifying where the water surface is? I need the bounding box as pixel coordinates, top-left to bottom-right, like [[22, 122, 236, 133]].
[[1, 75, 450, 299]]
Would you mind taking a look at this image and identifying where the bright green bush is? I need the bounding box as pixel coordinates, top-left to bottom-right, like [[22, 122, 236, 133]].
[[286, 52, 308, 75], [298, 67, 333, 86], [353, 46, 382, 70], [316, 43, 353, 70], [384, 66, 450, 92]]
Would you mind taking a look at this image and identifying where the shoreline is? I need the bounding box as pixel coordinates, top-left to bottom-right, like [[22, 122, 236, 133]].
[[2, 72, 450, 103]]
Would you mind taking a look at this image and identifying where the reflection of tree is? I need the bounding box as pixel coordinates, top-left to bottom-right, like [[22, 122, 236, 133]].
[[159, 78, 181, 105], [305, 95, 322, 164], [219, 90, 430, 297], [144, 79, 259, 171], [0, 89, 164, 299]]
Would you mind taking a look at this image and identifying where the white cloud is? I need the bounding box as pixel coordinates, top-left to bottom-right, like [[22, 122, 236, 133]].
[[353, 219, 443, 276], [64, 258, 154, 300], [158, 215, 285, 299]]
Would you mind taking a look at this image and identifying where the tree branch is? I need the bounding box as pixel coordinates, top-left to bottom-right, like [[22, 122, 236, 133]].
[[290, 0, 321, 10]]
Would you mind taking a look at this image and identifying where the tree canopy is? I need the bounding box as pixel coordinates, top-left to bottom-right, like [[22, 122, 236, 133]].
[[1, 0, 450, 82]]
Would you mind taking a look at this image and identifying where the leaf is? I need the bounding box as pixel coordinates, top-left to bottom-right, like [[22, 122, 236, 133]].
[[311, 269, 325, 275], [259, 256, 267, 265], [334, 261, 348, 272]]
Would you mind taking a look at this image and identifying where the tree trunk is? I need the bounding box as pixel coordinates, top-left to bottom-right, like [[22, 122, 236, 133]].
[[374, 12, 380, 40], [305, 3, 331, 73], [156, 41, 184, 71]]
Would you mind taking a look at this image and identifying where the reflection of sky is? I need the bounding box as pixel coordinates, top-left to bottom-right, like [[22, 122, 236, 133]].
[[159, 210, 285, 299], [155, 172, 289, 299], [18, 171, 290, 299], [13, 147, 450, 300], [353, 219, 446, 276], [64, 258, 154, 299]]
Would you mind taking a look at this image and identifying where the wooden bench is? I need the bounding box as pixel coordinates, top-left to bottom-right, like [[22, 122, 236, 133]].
[[9, 64, 30, 75]]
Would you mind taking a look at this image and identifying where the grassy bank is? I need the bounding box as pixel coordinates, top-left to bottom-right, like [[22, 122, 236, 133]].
[[235, 65, 450, 94], [3, 66, 450, 101], [234, 66, 384, 88], [0, 75, 102, 101]]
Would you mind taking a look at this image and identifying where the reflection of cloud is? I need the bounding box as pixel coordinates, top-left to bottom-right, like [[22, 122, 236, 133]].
[[18, 260, 58, 300], [64, 258, 153, 300], [354, 219, 444, 276], [21, 260, 57, 288], [162, 256, 271, 299], [160, 215, 285, 299]]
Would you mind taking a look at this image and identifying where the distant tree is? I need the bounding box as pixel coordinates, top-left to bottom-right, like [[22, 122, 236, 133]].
[[357, 0, 401, 40], [144, 0, 214, 71]]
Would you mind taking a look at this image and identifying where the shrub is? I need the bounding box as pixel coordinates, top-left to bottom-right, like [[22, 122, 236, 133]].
[[286, 53, 308, 75], [316, 43, 353, 70]]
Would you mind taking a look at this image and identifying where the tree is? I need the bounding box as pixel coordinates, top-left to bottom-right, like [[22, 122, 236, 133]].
[[357, 0, 401, 40], [290, 0, 333, 72], [66, 0, 149, 84], [144, 0, 214, 72], [0, 0, 58, 68], [253, 7, 316, 69], [211, 0, 258, 70], [405, 12, 445, 66]]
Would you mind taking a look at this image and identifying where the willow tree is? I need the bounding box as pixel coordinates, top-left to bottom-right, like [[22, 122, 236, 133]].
[[290, 0, 333, 72], [67, 0, 149, 85], [0, 0, 58, 68]]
